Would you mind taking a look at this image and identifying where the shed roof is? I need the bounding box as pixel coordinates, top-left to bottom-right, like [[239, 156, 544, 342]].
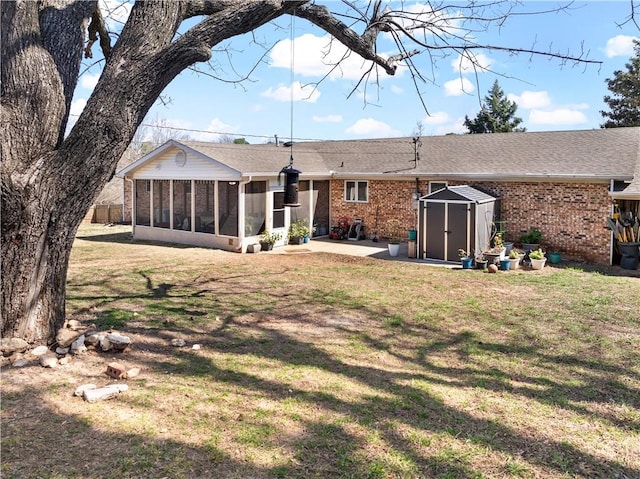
[[421, 185, 497, 204]]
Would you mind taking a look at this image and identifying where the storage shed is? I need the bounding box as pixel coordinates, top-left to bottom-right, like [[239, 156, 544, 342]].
[[418, 185, 498, 262]]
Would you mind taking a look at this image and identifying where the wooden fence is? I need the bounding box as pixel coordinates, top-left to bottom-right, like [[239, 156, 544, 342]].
[[84, 204, 123, 224]]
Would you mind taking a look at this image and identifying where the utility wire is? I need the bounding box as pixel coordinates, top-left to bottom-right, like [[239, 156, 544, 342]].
[[67, 113, 329, 143]]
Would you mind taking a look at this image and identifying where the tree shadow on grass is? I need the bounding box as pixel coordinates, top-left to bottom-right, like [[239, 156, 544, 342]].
[[139, 319, 640, 478], [57, 257, 640, 477], [0, 386, 278, 479]]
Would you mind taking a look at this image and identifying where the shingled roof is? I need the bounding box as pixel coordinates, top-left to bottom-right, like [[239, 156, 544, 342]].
[[179, 141, 329, 177], [121, 127, 640, 184], [298, 127, 640, 181]]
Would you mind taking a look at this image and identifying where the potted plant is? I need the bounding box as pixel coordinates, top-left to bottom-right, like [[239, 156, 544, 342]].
[[474, 254, 487, 270], [259, 230, 282, 251], [520, 227, 543, 252], [385, 219, 402, 257], [289, 219, 309, 245], [507, 248, 521, 270], [529, 248, 546, 270], [458, 249, 473, 269], [483, 231, 506, 265]]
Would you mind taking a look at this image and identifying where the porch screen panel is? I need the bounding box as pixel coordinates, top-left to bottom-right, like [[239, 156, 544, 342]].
[[245, 181, 267, 235], [218, 181, 239, 236], [312, 181, 329, 236], [173, 180, 192, 230], [135, 180, 151, 226], [153, 180, 170, 229], [195, 180, 215, 233], [290, 180, 310, 226]]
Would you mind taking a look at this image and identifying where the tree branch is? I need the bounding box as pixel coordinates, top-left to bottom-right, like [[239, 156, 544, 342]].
[[296, 2, 403, 75]]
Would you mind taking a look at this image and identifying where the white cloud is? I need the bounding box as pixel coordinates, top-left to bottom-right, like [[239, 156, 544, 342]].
[[70, 97, 87, 117], [191, 118, 239, 141], [444, 77, 475, 96], [65, 97, 87, 134], [80, 73, 100, 90], [345, 118, 401, 137], [270, 34, 377, 81], [391, 85, 403, 94], [313, 114, 342, 123], [418, 113, 466, 135], [451, 52, 492, 74], [508, 91, 551, 109], [261, 81, 320, 103], [421, 111, 450, 125], [529, 109, 588, 125], [604, 34, 638, 58]]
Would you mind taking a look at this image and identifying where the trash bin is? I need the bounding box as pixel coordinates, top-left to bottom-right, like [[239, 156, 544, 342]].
[[619, 242, 640, 270]]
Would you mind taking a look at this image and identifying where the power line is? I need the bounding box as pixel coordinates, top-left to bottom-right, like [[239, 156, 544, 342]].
[[138, 122, 327, 143], [68, 113, 328, 142]]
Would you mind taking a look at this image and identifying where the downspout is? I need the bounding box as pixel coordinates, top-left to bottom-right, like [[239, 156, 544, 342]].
[[609, 178, 615, 266]]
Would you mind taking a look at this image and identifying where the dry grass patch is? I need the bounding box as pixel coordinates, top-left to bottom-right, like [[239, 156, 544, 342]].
[[1, 224, 639, 478]]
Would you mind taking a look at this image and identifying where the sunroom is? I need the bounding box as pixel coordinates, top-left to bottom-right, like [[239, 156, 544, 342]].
[[118, 141, 331, 252]]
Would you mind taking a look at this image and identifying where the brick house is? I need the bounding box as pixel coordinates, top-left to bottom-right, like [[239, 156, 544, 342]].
[[117, 127, 640, 265]]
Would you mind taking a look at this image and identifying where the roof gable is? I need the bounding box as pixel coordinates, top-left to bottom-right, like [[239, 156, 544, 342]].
[[118, 140, 243, 179]]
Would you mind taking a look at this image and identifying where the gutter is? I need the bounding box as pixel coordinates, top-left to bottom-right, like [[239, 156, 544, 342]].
[[328, 172, 621, 182]]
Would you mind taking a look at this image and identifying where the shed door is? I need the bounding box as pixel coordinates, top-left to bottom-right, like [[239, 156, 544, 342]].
[[425, 203, 445, 260], [446, 203, 469, 261], [424, 202, 471, 261]]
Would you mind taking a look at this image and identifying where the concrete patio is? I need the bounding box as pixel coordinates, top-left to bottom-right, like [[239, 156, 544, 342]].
[[271, 237, 457, 267]]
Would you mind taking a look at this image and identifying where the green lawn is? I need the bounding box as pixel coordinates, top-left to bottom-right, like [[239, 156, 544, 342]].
[[1, 224, 639, 479]]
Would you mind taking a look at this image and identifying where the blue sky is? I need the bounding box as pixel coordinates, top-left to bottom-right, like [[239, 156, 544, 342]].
[[73, 1, 640, 143]]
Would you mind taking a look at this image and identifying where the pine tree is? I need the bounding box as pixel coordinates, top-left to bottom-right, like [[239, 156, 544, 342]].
[[464, 80, 525, 133], [601, 40, 640, 128]]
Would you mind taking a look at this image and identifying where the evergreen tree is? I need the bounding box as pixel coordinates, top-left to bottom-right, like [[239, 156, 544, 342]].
[[601, 40, 640, 128], [464, 80, 525, 133]]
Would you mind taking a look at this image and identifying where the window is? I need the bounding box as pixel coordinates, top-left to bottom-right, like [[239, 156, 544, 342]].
[[345, 180, 368, 202], [272, 191, 285, 229], [429, 181, 447, 194]]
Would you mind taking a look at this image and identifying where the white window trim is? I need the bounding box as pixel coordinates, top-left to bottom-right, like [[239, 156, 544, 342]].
[[428, 181, 448, 194], [344, 180, 369, 203]]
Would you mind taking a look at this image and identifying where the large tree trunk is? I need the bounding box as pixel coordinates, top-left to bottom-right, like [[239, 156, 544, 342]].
[[0, 0, 308, 345]]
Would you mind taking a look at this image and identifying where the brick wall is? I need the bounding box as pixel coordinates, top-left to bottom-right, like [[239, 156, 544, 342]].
[[330, 179, 612, 264], [330, 180, 426, 241]]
